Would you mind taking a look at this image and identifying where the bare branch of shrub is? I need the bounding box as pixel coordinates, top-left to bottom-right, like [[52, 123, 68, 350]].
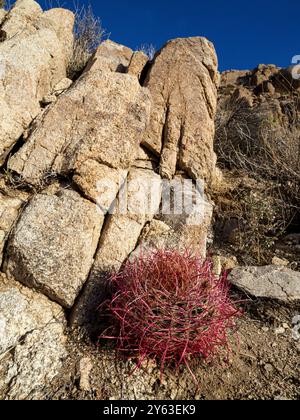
[[137, 43, 156, 60], [214, 92, 300, 265], [67, 3, 107, 79]]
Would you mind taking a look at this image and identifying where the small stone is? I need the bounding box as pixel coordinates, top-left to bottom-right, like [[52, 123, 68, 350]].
[[219, 255, 238, 271], [274, 327, 285, 335], [78, 357, 93, 392], [53, 78, 73, 95], [262, 327, 269, 333], [212, 256, 222, 277], [264, 363, 274, 373], [41, 94, 57, 105], [282, 323, 289, 329], [272, 257, 289, 267]]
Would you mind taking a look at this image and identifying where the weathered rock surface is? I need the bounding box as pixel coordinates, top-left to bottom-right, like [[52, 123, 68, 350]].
[[133, 174, 213, 258], [35, 8, 75, 61], [127, 51, 149, 79], [229, 266, 300, 303], [8, 69, 151, 192], [0, 192, 24, 266], [1, 0, 42, 38], [0, 28, 223, 392], [84, 40, 133, 74], [73, 159, 128, 209], [0, 0, 74, 165], [142, 37, 219, 182], [5, 190, 103, 308], [0, 272, 67, 400], [53, 77, 73, 95], [0, 9, 7, 25], [93, 167, 162, 272], [70, 167, 162, 330]]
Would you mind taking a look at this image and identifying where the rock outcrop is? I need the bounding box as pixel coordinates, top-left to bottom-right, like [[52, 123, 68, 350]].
[[0, 0, 74, 166], [70, 166, 162, 329], [0, 193, 23, 266], [8, 69, 151, 192], [84, 39, 134, 74], [127, 51, 149, 79], [0, 1, 225, 397], [92, 167, 162, 273], [142, 37, 219, 182], [5, 190, 103, 308], [0, 273, 66, 400]]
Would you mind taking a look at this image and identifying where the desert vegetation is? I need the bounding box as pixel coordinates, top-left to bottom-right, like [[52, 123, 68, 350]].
[[214, 79, 300, 266], [100, 250, 240, 382], [138, 43, 156, 60], [67, 4, 106, 79], [0, 0, 299, 401]]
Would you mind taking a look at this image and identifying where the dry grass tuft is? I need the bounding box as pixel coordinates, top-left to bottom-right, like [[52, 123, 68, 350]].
[[67, 4, 106, 79], [214, 91, 300, 265]]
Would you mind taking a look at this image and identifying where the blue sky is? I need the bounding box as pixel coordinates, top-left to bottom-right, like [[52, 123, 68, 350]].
[[39, 0, 299, 71]]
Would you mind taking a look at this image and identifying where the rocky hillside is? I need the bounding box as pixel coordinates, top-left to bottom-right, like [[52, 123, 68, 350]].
[[0, 0, 299, 400], [214, 65, 300, 267]]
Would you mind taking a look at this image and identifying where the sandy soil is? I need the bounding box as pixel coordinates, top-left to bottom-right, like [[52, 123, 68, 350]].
[[44, 294, 300, 401]]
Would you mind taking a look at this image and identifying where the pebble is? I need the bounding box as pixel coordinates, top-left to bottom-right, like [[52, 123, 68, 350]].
[[272, 257, 289, 267], [274, 327, 285, 335], [282, 323, 289, 329], [78, 357, 93, 392], [264, 363, 274, 373], [262, 327, 269, 333]]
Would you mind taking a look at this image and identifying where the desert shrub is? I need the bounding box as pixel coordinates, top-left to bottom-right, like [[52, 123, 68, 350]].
[[138, 43, 156, 60], [215, 96, 300, 184], [67, 4, 106, 79], [214, 93, 300, 265], [213, 174, 293, 265], [100, 250, 240, 379]]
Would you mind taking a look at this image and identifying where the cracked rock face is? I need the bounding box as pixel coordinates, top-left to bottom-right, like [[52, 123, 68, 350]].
[[0, 193, 24, 267], [0, 0, 74, 166], [127, 51, 149, 79], [0, 273, 67, 400], [70, 167, 162, 330], [132, 175, 213, 259], [84, 39, 134, 74], [229, 266, 300, 303], [0, 9, 7, 25], [142, 37, 219, 182], [8, 69, 151, 191], [92, 167, 162, 273], [0, 22, 223, 395], [5, 190, 103, 308]]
